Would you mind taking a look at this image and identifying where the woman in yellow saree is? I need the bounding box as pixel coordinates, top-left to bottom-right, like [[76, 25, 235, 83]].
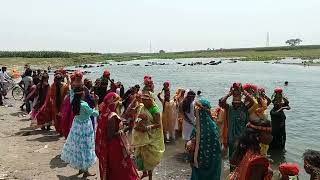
[[131, 93, 165, 180]]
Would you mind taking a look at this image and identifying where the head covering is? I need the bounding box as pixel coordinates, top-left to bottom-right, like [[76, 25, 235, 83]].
[[103, 70, 110, 78], [70, 71, 83, 82], [250, 84, 258, 92], [144, 75, 152, 86], [272, 87, 284, 103], [243, 83, 257, 93], [242, 83, 251, 91], [274, 87, 283, 94], [99, 92, 121, 114], [144, 75, 151, 80], [163, 81, 170, 87], [279, 163, 300, 176]]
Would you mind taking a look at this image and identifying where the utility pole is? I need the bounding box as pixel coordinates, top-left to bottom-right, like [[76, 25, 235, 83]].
[[266, 32, 270, 47], [149, 41, 152, 53]]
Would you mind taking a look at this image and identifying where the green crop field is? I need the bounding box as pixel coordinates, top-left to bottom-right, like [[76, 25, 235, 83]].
[[1, 45, 320, 69]]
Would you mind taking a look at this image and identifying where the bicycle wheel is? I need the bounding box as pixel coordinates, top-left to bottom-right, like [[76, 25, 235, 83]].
[[12, 86, 24, 100]]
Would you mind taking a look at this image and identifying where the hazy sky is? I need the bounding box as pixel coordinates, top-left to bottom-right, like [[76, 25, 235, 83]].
[[1, 0, 319, 53]]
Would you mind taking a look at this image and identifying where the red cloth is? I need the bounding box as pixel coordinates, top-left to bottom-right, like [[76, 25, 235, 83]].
[[70, 71, 83, 82], [103, 70, 110, 78], [163, 81, 170, 87], [279, 163, 300, 176], [274, 87, 283, 94], [50, 82, 69, 135], [242, 83, 251, 91], [230, 150, 271, 180], [143, 76, 152, 86], [60, 96, 75, 138], [95, 93, 138, 180], [36, 95, 53, 126], [250, 84, 258, 92]]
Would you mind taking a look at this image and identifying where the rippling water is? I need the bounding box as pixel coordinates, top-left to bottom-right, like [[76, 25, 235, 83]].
[[81, 58, 320, 178]]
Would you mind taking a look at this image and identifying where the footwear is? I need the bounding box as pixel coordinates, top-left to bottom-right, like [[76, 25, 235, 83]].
[[46, 126, 52, 131], [83, 171, 95, 178]]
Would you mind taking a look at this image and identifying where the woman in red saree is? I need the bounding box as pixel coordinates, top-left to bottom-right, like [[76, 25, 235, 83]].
[[95, 92, 138, 180], [49, 71, 70, 135], [29, 73, 53, 130], [229, 119, 273, 180]]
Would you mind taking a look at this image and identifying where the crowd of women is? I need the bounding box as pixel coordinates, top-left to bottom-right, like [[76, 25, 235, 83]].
[[8, 64, 320, 180]]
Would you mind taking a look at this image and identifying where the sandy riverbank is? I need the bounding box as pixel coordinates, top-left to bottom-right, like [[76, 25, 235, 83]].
[[0, 96, 231, 180]]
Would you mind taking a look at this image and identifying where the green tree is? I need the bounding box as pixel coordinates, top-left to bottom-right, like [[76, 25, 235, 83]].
[[285, 39, 302, 46]]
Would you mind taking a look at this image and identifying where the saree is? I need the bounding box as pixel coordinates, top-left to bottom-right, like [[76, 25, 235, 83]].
[[132, 105, 165, 171], [60, 95, 74, 138], [190, 99, 221, 180], [212, 107, 228, 146], [49, 82, 69, 134], [161, 100, 177, 139], [229, 150, 271, 180], [95, 93, 138, 180], [227, 103, 249, 159], [33, 84, 53, 127]]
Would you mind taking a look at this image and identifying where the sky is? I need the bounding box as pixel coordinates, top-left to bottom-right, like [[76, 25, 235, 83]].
[[0, 0, 319, 53]]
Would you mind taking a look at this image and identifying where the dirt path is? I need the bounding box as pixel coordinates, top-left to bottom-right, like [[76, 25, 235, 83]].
[[0, 98, 194, 180]]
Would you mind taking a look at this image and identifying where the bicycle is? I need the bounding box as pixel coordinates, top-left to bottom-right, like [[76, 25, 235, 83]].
[[1, 79, 24, 100]]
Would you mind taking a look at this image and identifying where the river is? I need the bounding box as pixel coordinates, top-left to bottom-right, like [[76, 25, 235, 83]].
[[77, 58, 320, 179]]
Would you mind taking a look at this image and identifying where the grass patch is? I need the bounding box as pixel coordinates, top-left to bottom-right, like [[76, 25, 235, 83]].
[[1, 45, 320, 69]]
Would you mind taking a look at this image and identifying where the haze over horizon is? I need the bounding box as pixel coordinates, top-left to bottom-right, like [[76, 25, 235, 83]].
[[1, 0, 319, 53]]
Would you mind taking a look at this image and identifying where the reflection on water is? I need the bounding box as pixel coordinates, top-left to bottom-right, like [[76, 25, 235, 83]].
[[71, 58, 319, 179]]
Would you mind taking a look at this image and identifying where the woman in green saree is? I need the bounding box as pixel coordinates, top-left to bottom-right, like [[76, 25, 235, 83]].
[[131, 93, 165, 180], [187, 99, 221, 180]]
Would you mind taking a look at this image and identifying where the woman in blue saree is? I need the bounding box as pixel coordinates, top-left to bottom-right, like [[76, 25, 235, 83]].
[[188, 99, 221, 180]]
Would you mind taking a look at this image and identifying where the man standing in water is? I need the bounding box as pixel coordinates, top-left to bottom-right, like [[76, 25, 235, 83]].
[[269, 88, 290, 150]]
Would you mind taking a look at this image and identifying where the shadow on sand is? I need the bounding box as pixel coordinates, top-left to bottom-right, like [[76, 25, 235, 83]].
[[10, 111, 28, 117], [50, 155, 68, 169], [26, 134, 60, 142], [56, 174, 88, 180]]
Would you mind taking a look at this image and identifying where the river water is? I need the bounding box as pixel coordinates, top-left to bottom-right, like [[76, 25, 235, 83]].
[[79, 58, 320, 179]]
